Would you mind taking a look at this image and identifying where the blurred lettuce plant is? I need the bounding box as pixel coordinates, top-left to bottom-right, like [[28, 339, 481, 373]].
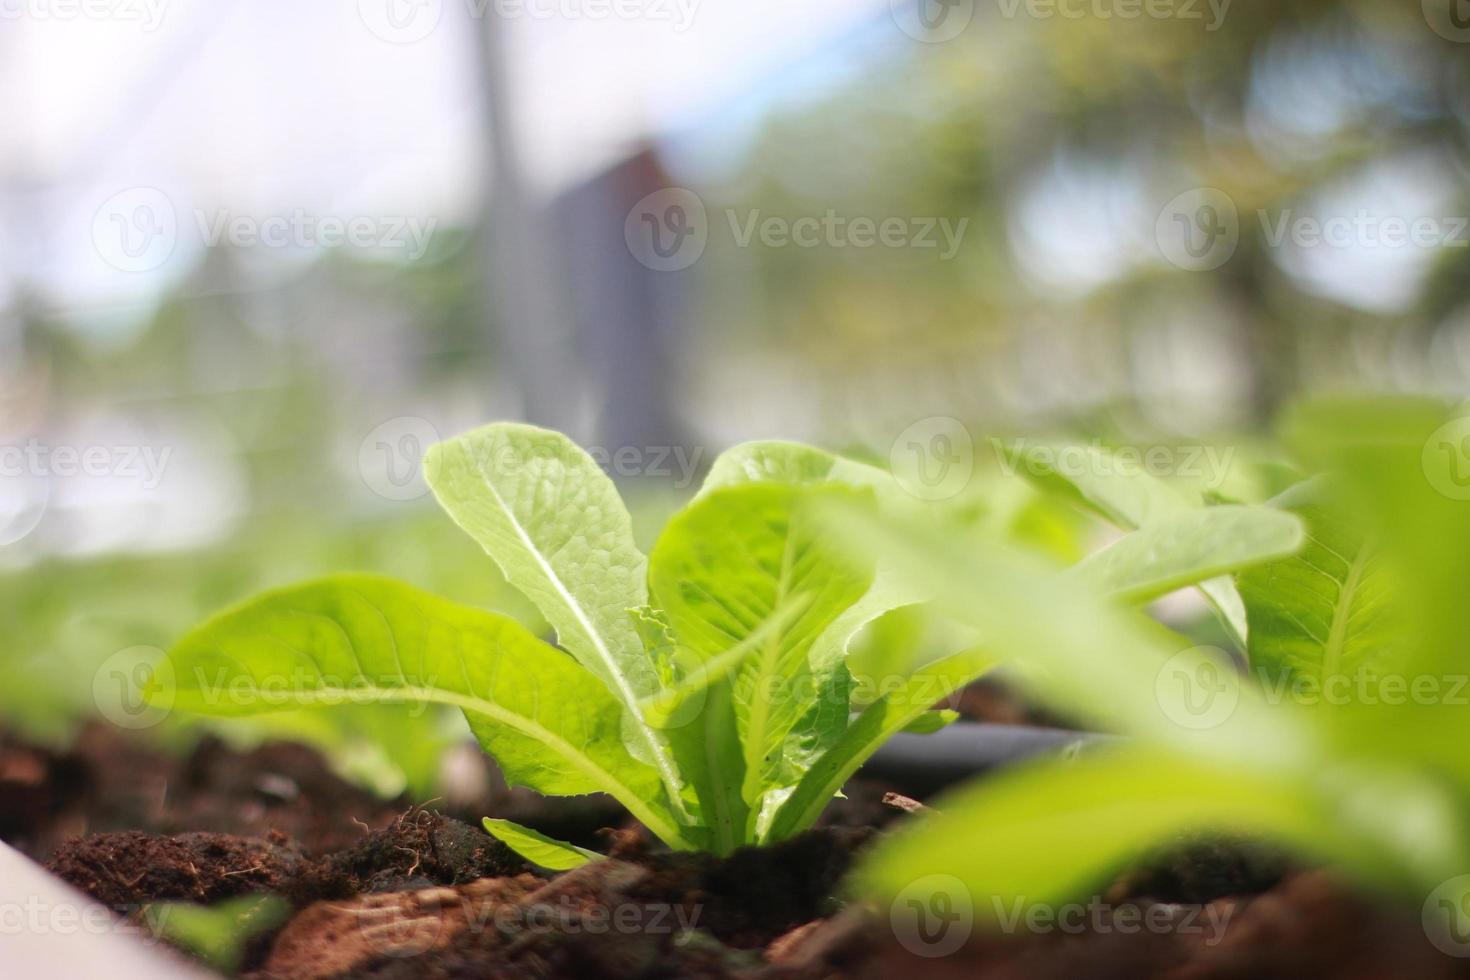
[[853, 399, 1470, 937]]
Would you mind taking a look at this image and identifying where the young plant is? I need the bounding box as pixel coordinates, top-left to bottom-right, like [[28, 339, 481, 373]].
[[851, 403, 1470, 943], [994, 437, 1260, 648], [151, 423, 1303, 865], [153, 426, 969, 861]]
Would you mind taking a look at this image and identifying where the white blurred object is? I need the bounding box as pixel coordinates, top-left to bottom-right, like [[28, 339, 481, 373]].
[[0, 840, 210, 979]]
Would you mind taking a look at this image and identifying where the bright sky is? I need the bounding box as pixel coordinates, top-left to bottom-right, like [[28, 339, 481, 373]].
[[0, 0, 891, 315], [2, 0, 1437, 323]]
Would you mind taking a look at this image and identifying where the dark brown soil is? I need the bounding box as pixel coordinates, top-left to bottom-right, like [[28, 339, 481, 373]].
[[0, 724, 628, 861], [318, 807, 530, 896], [0, 725, 407, 860], [10, 723, 1470, 980], [616, 826, 869, 949], [42, 810, 528, 905], [47, 829, 308, 908], [834, 869, 1470, 980], [41, 817, 870, 979], [246, 827, 867, 980]]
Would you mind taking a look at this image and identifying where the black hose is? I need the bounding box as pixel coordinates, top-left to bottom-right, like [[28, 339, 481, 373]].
[[861, 722, 1113, 797]]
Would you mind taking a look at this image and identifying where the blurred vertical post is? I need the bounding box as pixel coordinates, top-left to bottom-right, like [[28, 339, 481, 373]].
[[553, 149, 687, 456], [473, 6, 578, 432]]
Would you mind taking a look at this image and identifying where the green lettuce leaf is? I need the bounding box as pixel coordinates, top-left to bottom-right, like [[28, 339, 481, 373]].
[[483, 818, 601, 871], [1074, 505, 1304, 605], [766, 649, 994, 843], [424, 423, 687, 820], [854, 745, 1452, 918], [995, 439, 1250, 646], [1238, 481, 1397, 693], [819, 501, 1315, 770], [649, 483, 875, 845], [700, 442, 931, 824], [155, 574, 695, 848]]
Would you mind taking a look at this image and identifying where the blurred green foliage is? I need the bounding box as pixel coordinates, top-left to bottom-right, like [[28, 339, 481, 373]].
[[0, 508, 543, 795], [710, 1, 1470, 429]]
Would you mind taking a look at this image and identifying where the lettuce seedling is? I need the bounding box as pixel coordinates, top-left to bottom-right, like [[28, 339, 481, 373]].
[[852, 404, 1470, 936], [153, 423, 1303, 864], [154, 426, 980, 859], [995, 438, 1256, 647]]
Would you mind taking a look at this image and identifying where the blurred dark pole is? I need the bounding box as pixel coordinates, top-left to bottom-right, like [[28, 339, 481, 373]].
[[1226, 239, 1295, 428], [553, 148, 687, 453], [473, 8, 578, 432]]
